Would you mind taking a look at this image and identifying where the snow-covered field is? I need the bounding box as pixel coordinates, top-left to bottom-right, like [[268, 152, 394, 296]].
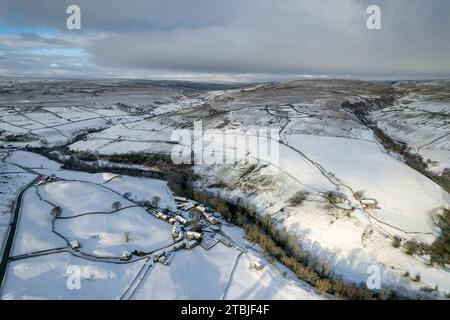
[[1, 252, 148, 300], [0, 151, 37, 255], [226, 252, 322, 300], [12, 188, 66, 256], [132, 244, 322, 300], [371, 100, 450, 175], [0, 150, 321, 300], [132, 243, 240, 299], [285, 133, 448, 235], [1, 79, 449, 300], [54, 206, 173, 257]]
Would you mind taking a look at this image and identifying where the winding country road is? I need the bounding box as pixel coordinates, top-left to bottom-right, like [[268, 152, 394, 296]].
[[0, 176, 39, 291]]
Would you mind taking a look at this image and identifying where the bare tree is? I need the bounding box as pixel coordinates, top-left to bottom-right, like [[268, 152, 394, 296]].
[[123, 192, 132, 199], [112, 201, 122, 211], [150, 195, 161, 208], [354, 190, 364, 200], [51, 206, 62, 218], [288, 191, 308, 206]]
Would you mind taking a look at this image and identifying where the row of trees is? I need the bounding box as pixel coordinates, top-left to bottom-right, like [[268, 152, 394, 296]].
[[391, 209, 449, 267], [189, 189, 386, 300]]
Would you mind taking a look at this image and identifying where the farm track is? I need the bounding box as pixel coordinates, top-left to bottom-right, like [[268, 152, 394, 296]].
[[221, 251, 244, 300]]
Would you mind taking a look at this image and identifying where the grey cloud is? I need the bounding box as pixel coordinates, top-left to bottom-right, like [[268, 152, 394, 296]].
[[87, 0, 450, 77], [0, 0, 449, 79], [0, 0, 244, 32]]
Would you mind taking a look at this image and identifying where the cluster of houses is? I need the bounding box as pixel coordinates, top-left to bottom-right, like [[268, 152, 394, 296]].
[[148, 233, 203, 265], [172, 197, 219, 226], [175, 196, 196, 211], [194, 205, 219, 225], [321, 191, 381, 210], [36, 174, 57, 186], [360, 198, 380, 209], [66, 194, 227, 264], [166, 197, 218, 246], [114, 195, 226, 264], [154, 211, 187, 225], [145, 196, 227, 265]]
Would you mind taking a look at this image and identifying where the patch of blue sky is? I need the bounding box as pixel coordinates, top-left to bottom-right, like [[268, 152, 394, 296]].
[[27, 48, 85, 57], [0, 24, 60, 36]]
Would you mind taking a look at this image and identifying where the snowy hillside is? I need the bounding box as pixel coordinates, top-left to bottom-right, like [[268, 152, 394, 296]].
[[0, 79, 449, 299]]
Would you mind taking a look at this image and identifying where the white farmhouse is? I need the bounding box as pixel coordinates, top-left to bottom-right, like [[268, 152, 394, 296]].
[[186, 231, 202, 241], [120, 251, 132, 261], [175, 215, 187, 225], [69, 240, 80, 249]]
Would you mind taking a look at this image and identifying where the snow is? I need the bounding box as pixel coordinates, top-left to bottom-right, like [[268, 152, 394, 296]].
[[2, 79, 449, 299], [0, 105, 145, 147], [12, 188, 66, 256], [0, 225, 8, 256], [285, 133, 449, 234], [38, 180, 132, 218], [69, 119, 175, 155], [194, 130, 450, 296], [34, 166, 177, 211], [6, 151, 61, 170], [102, 175, 177, 210], [54, 206, 173, 257], [1, 151, 325, 300], [132, 243, 323, 300], [371, 99, 450, 175], [0, 157, 37, 257], [226, 252, 323, 300], [1, 252, 147, 300], [0, 171, 35, 225], [220, 224, 251, 249], [0, 122, 29, 134], [132, 243, 241, 299]]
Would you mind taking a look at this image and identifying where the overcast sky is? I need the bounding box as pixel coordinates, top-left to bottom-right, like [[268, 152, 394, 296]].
[[1, 0, 449, 81]]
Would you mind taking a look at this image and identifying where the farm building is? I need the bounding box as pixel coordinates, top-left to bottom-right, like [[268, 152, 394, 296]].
[[175, 231, 184, 242], [168, 217, 176, 224], [253, 260, 264, 270], [203, 212, 218, 225], [120, 251, 132, 261], [361, 198, 380, 209], [185, 240, 199, 250], [186, 231, 202, 241], [175, 215, 187, 225], [160, 214, 169, 221], [153, 250, 165, 262], [69, 240, 80, 249], [46, 174, 57, 182], [172, 222, 182, 238], [178, 203, 195, 211], [196, 205, 206, 213], [173, 241, 185, 251], [174, 196, 188, 203], [172, 222, 184, 242], [159, 252, 175, 265]]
